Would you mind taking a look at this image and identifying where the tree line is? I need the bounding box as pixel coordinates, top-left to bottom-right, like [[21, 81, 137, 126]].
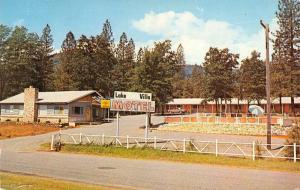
[[173, 0, 300, 114], [0, 0, 299, 114]]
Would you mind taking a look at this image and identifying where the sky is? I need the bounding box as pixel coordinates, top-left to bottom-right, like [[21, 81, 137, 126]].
[[0, 0, 278, 64]]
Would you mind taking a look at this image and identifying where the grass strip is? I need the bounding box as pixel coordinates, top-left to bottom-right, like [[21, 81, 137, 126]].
[[0, 171, 125, 190], [42, 143, 300, 173]]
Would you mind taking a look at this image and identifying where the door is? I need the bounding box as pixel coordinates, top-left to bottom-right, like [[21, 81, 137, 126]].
[[84, 107, 91, 121]]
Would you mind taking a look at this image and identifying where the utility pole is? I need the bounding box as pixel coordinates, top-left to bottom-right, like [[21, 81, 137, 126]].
[[260, 20, 271, 149]]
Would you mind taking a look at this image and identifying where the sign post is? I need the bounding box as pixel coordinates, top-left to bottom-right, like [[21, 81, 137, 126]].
[[110, 91, 155, 139], [108, 108, 110, 122], [116, 111, 120, 137], [145, 112, 148, 141], [101, 99, 111, 122]]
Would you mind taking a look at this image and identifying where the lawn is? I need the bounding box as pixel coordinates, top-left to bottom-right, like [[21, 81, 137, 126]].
[[0, 122, 59, 139], [0, 172, 126, 190], [41, 143, 300, 173]]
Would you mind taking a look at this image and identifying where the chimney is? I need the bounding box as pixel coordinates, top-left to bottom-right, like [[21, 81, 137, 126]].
[[24, 86, 38, 123]]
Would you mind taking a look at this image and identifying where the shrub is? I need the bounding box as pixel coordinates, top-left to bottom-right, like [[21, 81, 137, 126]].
[[285, 120, 300, 158]]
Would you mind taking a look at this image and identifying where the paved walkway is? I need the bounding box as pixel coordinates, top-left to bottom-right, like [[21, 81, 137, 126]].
[[0, 115, 296, 190]]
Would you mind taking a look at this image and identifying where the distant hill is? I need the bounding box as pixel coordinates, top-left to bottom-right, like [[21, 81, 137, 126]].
[[184, 64, 203, 77]]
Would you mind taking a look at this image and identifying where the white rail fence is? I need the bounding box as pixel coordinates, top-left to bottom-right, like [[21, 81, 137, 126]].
[[50, 132, 300, 163]]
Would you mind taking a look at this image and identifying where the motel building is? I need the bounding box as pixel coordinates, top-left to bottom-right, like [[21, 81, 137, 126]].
[[0, 86, 105, 124], [165, 98, 300, 116]]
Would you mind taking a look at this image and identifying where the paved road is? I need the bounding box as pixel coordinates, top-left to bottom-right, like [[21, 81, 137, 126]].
[[0, 114, 284, 152], [0, 114, 297, 190]]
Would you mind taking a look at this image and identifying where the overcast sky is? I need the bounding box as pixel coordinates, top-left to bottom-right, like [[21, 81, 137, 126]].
[[0, 0, 278, 64]]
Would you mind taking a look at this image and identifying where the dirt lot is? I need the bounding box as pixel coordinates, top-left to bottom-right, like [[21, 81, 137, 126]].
[[0, 123, 60, 139]]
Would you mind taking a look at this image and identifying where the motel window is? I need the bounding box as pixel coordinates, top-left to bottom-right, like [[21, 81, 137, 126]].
[[72, 106, 83, 115]]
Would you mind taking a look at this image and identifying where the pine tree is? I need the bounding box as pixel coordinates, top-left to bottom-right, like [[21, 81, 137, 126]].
[[273, 0, 300, 115], [100, 19, 114, 48], [0, 24, 11, 100], [190, 65, 204, 98], [125, 38, 136, 89], [114, 33, 136, 91], [94, 34, 117, 97], [172, 44, 186, 98], [54, 31, 76, 90], [115, 32, 129, 91], [39, 24, 54, 91], [4, 26, 41, 97]]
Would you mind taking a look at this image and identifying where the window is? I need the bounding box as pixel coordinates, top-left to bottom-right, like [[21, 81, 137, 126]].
[[73, 107, 83, 115], [1, 105, 22, 115], [47, 105, 54, 115], [54, 106, 64, 115], [46, 105, 66, 115]]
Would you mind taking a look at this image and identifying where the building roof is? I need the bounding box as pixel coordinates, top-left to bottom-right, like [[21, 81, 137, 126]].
[[167, 97, 300, 105], [167, 98, 204, 105], [0, 90, 102, 104]]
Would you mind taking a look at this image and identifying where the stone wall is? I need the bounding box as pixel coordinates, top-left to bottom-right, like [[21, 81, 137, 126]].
[[159, 123, 289, 136], [23, 86, 38, 123]]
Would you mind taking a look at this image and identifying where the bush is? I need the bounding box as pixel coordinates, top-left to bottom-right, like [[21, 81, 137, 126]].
[[285, 120, 300, 158]]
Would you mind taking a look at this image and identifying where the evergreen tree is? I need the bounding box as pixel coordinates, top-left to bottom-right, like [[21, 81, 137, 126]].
[[190, 65, 204, 98], [125, 38, 136, 89], [4, 26, 41, 97], [94, 34, 117, 97], [54, 31, 76, 90], [172, 44, 186, 98], [100, 19, 114, 48], [273, 0, 300, 115], [0, 24, 11, 100], [39, 24, 54, 91], [114, 33, 136, 91], [115, 32, 129, 91]]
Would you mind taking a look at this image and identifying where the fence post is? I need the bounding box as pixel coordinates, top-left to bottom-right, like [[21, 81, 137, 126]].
[[181, 115, 183, 124], [183, 138, 186, 153], [294, 143, 297, 163], [79, 133, 82, 144], [154, 136, 157, 149], [252, 141, 255, 161], [50, 135, 54, 151], [126, 135, 129, 149], [102, 134, 105, 145], [215, 139, 218, 157]]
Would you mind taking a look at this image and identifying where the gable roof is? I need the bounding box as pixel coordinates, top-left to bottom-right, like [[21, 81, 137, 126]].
[[0, 90, 102, 104]]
